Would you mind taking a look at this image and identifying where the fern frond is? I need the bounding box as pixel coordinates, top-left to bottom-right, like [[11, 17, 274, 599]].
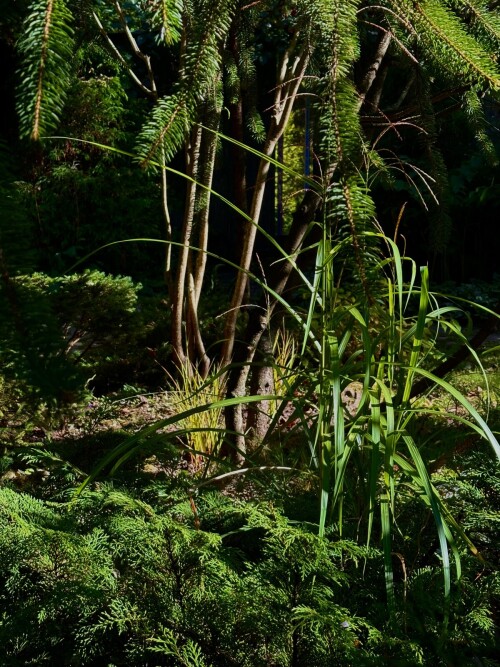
[[16, 0, 75, 140]]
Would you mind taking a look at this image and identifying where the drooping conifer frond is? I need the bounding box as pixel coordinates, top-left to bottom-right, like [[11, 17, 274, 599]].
[[324, 177, 378, 296], [225, 5, 265, 143], [462, 86, 499, 164], [140, 0, 183, 45], [136, 0, 236, 167], [316, 0, 365, 174], [16, 0, 75, 140], [445, 0, 500, 50], [314, 0, 380, 284], [394, 0, 500, 88]]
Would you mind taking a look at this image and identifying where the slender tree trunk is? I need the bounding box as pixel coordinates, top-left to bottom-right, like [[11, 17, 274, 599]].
[[220, 45, 310, 369], [160, 146, 174, 298], [228, 23, 248, 219], [193, 93, 222, 307], [246, 328, 275, 447], [356, 29, 392, 112], [220, 43, 312, 462], [171, 125, 202, 369], [222, 25, 408, 460], [223, 189, 322, 462], [185, 94, 222, 377]]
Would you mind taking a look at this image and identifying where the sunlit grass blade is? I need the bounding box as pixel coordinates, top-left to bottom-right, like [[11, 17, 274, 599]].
[[375, 379, 397, 512], [402, 266, 430, 404], [411, 368, 500, 460], [329, 332, 345, 535], [74, 393, 281, 497], [301, 235, 324, 357], [366, 389, 382, 550], [380, 494, 395, 617], [401, 434, 452, 634]]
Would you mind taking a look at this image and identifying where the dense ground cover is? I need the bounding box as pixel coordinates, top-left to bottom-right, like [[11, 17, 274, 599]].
[[1, 309, 499, 666]]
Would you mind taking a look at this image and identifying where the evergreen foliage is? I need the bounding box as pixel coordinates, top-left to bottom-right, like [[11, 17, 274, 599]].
[[0, 480, 497, 665], [0, 270, 143, 406], [136, 0, 237, 167], [0, 141, 38, 277], [2, 2, 499, 662], [16, 0, 75, 140]]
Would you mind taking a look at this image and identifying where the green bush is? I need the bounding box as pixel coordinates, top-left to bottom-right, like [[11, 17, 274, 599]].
[[12, 270, 143, 366], [0, 486, 387, 666], [0, 270, 146, 409], [0, 481, 497, 666]]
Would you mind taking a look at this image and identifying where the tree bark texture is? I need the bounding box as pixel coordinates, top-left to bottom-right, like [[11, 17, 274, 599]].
[[223, 189, 322, 462], [220, 45, 310, 368]]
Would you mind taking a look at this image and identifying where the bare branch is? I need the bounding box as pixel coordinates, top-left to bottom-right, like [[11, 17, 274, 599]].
[[356, 29, 392, 111], [92, 10, 156, 99], [113, 0, 157, 97]]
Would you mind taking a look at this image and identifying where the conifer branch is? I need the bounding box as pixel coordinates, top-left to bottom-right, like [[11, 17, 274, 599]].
[[414, 0, 500, 86], [17, 0, 75, 140]]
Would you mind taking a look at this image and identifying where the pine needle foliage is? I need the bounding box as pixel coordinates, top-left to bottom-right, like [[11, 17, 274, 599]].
[[16, 0, 75, 140], [393, 0, 500, 87], [136, 0, 236, 167]]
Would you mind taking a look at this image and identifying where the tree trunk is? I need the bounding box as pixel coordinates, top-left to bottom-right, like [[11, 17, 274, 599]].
[[186, 94, 222, 377], [223, 189, 322, 462], [220, 45, 310, 368], [246, 328, 275, 449], [171, 125, 202, 370]]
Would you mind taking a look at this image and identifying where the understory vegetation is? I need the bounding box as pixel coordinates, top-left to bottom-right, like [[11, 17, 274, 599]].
[[1, 0, 500, 665], [1, 266, 499, 666]]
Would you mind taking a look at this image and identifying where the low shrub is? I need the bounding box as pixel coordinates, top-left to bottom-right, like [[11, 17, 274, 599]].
[[0, 481, 497, 666]]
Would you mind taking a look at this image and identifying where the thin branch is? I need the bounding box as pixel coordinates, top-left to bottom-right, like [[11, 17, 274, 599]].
[[92, 10, 156, 99], [113, 0, 157, 97], [385, 68, 417, 112], [357, 4, 416, 36]]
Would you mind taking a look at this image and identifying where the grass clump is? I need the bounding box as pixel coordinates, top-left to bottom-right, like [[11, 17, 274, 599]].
[[167, 363, 226, 465]]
